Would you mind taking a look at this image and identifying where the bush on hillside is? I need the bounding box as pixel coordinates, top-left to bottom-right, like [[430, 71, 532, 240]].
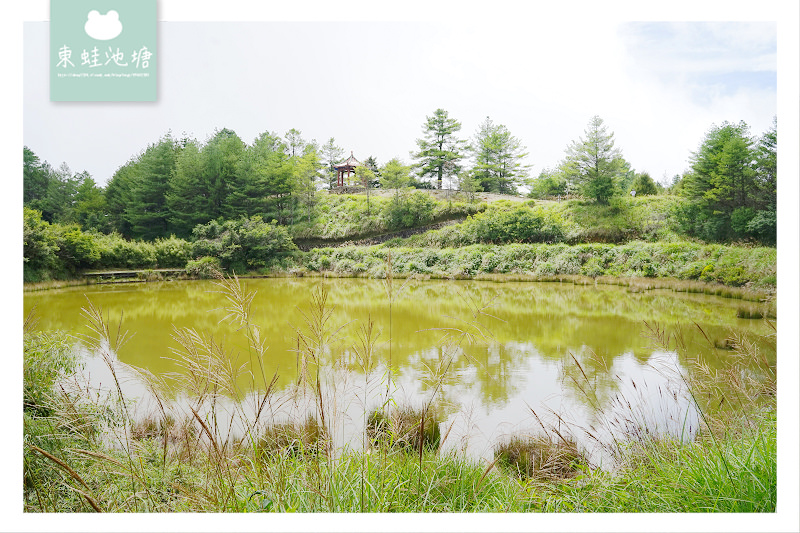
[[191, 216, 297, 273], [382, 191, 437, 230]]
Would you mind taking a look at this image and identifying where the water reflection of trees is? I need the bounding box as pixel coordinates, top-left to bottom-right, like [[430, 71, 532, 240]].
[[399, 341, 532, 411], [558, 345, 621, 415], [24, 278, 775, 413]]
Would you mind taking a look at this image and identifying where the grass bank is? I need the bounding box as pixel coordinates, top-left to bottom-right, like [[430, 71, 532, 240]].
[[23, 272, 776, 513], [290, 241, 777, 294], [25, 195, 776, 299]]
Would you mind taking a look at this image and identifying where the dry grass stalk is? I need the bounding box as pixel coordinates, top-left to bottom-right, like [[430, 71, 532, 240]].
[[27, 444, 102, 512]]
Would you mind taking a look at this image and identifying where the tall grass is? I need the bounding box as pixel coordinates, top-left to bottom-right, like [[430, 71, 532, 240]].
[[518, 319, 777, 512], [23, 270, 777, 513]]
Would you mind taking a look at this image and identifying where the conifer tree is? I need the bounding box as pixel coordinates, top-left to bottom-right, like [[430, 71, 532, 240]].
[[411, 108, 466, 189]]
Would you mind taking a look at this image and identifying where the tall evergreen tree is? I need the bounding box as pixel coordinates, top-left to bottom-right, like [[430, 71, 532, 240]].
[[23, 147, 51, 206], [204, 128, 245, 220], [629, 172, 659, 196], [253, 130, 285, 154], [126, 134, 182, 240], [320, 137, 345, 189], [362, 156, 381, 188], [562, 116, 626, 204], [284, 128, 306, 158], [355, 165, 376, 215], [260, 150, 296, 224], [380, 158, 411, 200], [528, 167, 567, 199], [165, 129, 245, 234], [753, 116, 777, 210], [680, 120, 774, 242], [469, 116, 530, 194], [38, 163, 81, 224], [165, 140, 209, 237], [105, 158, 140, 237], [224, 131, 284, 221], [411, 108, 466, 190], [68, 174, 108, 232], [293, 147, 323, 224]]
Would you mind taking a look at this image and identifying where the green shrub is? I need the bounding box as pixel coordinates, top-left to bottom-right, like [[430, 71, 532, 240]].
[[745, 209, 777, 245], [303, 195, 387, 240], [494, 435, 586, 481], [51, 224, 102, 272], [23, 326, 76, 418], [185, 256, 221, 279], [581, 256, 606, 277], [305, 252, 332, 271], [153, 235, 193, 267], [382, 191, 437, 230], [23, 207, 60, 281], [465, 205, 566, 244], [99, 236, 158, 269], [294, 241, 774, 290], [730, 207, 756, 237], [23, 207, 196, 278], [24, 208, 108, 277], [257, 416, 326, 459], [191, 216, 297, 273]]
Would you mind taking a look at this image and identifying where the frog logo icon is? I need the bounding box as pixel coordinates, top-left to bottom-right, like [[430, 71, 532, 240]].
[[84, 10, 123, 40]]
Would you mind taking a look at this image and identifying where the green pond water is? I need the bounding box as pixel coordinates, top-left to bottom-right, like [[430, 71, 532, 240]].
[[24, 277, 775, 459]]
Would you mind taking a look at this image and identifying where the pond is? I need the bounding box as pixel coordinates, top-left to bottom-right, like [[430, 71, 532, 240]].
[[24, 277, 776, 463]]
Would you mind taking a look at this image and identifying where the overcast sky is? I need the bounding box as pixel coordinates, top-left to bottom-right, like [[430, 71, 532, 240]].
[[22, 11, 778, 187]]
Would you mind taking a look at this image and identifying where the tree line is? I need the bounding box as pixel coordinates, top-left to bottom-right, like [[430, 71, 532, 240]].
[[23, 111, 777, 245], [22, 110, 531, 241], [525, 115, 777, 244]]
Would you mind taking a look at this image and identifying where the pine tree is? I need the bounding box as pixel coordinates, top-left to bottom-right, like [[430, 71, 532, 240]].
[[321, 137, 344, 189], [469, 116, 530, 194], [23, 147, 50, 206], [105, 158, 139, 237], [166, 140, 210, 237], [411, 108, 466, 190], [126, 134, 181, 240], [680, 120, 775, 242], [563, 116, 626, 204], [293, 148, 322, 224]]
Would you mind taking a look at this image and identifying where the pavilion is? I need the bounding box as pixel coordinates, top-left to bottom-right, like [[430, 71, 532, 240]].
[[333, 151, 361, 187]]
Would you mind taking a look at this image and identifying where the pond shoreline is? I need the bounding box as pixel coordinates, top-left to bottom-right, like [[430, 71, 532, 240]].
[[24, 269, 775, 304]]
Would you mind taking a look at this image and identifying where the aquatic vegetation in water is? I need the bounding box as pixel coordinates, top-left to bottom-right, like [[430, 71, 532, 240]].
[[366, 406, 442, 454]]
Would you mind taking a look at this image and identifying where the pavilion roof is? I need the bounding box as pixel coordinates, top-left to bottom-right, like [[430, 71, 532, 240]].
[[334, 151, 361, 169]]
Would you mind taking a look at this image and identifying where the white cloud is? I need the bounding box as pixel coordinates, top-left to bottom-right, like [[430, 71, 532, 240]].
[[22, 19, 777, 186]]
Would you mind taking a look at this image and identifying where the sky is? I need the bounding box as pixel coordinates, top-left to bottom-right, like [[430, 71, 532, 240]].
[[6, 2, 800, 532], [21, 9, 779, 188]]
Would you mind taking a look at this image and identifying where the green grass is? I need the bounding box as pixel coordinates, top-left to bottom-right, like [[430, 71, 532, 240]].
[[535, 413, 777, 512], [292, 241, 776, 294], [25, 413, 776, 513], [290, 192, 484, 242], [555, 195, 681, 243], [245, 450, 525, 513]]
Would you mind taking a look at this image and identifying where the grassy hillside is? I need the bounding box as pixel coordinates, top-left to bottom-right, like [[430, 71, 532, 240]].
[[24, 192, 777, 292]]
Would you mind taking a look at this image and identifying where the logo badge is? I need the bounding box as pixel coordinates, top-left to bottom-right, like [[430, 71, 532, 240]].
[[50, 0, 157, 102]]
